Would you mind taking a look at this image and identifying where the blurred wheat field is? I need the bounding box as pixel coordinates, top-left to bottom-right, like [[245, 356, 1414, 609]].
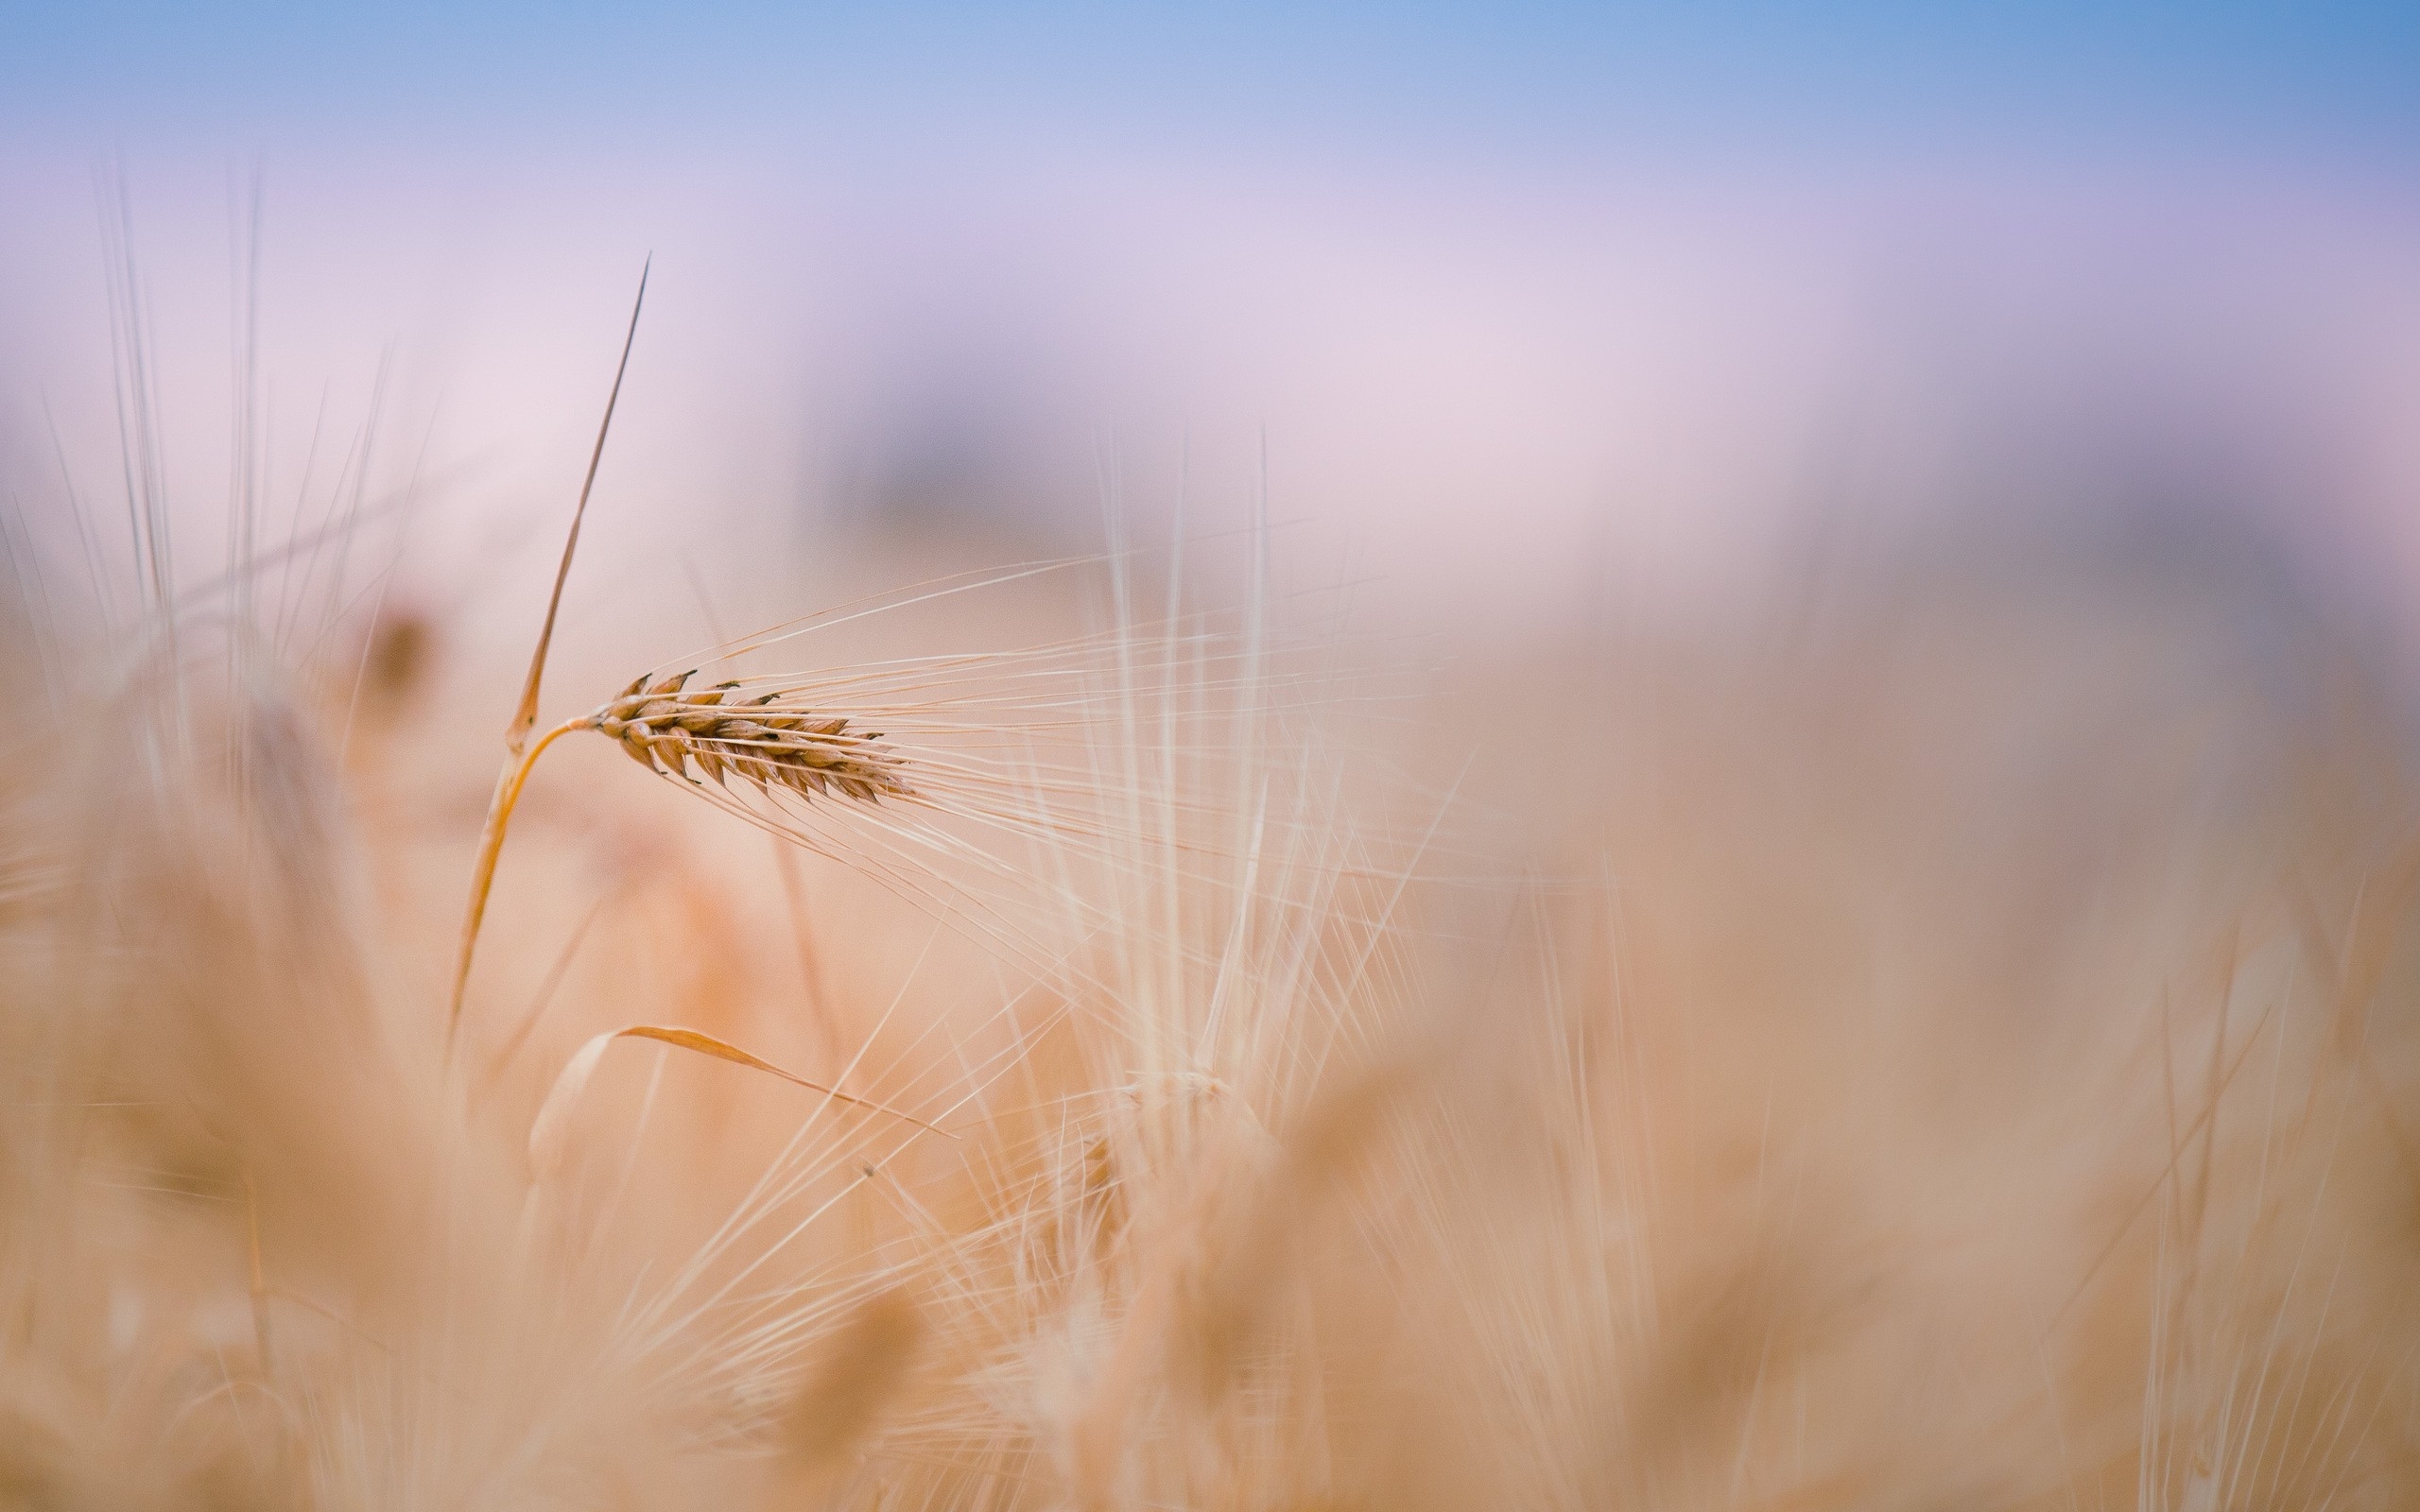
[[6, 294, 2420, 1512]]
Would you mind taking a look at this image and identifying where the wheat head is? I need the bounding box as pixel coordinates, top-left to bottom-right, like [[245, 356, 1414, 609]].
[[589, 670, 913, 806]]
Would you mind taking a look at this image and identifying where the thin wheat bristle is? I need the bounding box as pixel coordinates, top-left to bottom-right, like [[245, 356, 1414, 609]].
[[591, 671, 914, 805]]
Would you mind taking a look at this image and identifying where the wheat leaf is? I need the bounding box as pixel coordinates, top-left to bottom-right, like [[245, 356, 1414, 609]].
[[528, 1024, 951, 1178]]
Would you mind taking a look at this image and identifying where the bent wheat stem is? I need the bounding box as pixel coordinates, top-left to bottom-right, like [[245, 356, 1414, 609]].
[[446, 260, 646, 1058], [446, 715, 586, 1056]]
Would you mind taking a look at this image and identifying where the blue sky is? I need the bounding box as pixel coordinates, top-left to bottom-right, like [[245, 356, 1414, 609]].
[[9, 3, 2418, 166]]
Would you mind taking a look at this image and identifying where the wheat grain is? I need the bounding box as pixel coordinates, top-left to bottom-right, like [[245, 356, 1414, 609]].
[[588, 670, 913, 806]]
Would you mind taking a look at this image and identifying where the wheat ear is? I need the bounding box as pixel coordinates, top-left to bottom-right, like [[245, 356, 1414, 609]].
[[446, 668, 919, 1046], [590, 669, 914, 803]]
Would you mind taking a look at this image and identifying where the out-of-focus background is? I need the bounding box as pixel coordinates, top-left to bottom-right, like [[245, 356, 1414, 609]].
[[15, 14, 2420, 1508], [6, 2, 2420, 662]]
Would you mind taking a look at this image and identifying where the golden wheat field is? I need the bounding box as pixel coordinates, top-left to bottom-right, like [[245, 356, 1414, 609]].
[[5, 255, 2420, 1512]]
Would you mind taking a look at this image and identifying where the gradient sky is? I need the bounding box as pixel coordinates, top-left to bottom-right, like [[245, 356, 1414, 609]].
[[9, 2, 2419, 168], [9, 3, 2420, 645]]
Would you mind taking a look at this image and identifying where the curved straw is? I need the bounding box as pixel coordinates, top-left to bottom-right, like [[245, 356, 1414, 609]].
[[445, 716, 587, 1056], [446, 259, 648, 1059]]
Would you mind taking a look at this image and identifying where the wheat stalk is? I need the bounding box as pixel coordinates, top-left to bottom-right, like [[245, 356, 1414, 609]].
[[445, 262, 648, 1057], [433, 267, 1189, 1059]]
